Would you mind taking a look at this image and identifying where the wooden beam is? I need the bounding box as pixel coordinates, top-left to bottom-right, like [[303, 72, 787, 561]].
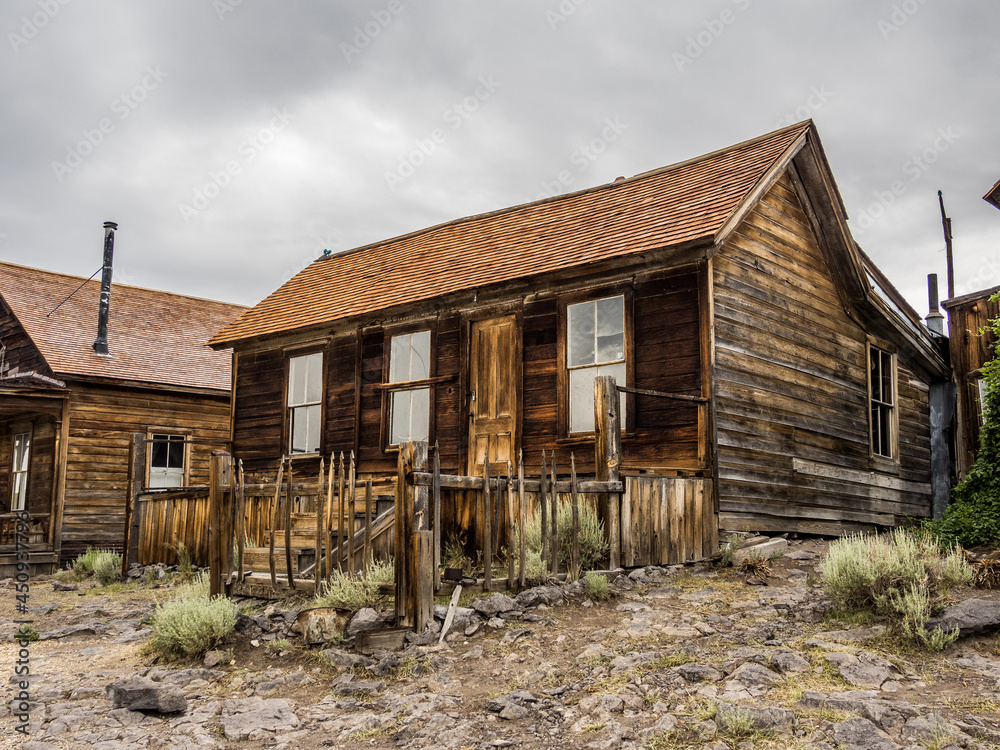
[[594, 376, 622, 570]]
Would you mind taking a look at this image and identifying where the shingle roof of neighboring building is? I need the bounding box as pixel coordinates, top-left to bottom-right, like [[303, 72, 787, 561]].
[[0, 262, 246, 391], [985, 178, 1000, 211], [210, 121, 813, 347]]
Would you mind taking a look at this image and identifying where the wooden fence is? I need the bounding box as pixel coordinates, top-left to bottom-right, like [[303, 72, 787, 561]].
[[621, 475, 716, 566]]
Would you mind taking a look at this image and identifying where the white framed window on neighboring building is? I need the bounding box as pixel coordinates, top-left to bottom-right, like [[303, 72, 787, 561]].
[[287, 351, 323, 454], [10, 431, 30, 511], [566, 295, 627, 434], [868, 345, 896, 459], [148, 434, 186, 488], [387, 330, 431, 446]]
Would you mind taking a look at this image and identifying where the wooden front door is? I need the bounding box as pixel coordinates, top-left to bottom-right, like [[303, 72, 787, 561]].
[[467, 315, 518, 476]]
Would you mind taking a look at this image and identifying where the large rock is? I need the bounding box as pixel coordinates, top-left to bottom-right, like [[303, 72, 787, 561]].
[[220, 697, 299, 741], [346, 607, 381, 636], [514, 585, 564, 608], [471, 593, 517, 617], [926, 598, 1000, 637], [832, 717, 899, 750], [107, 677, 187, 714]]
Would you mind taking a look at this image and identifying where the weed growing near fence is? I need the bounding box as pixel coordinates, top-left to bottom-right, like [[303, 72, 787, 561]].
[[584, 571, 610, 601], [150, 572, 238, 658], [523, 499, 609, 573], [821, 528, 971, 650], [314, 558, 394, 611]]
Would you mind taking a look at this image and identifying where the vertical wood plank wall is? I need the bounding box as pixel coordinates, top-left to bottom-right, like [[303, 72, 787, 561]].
[[946, 292, 1000, 477], [60, 382, 231, 561], [712, 172, 934, 535], [620, 476, 716, 566]]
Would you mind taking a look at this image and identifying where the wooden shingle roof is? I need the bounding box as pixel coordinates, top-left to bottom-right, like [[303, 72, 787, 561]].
[[210, 121, 812, 347], [1, 262, 246, 391]]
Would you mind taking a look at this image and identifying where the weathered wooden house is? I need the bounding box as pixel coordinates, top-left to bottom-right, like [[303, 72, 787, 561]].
[[209, 121, 951, 560], [0, 249, 245, 574], [943, 285, 999, 477]]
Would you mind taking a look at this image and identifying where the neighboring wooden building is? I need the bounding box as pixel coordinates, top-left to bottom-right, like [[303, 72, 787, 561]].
[[943, 285, 1000, 477], [0, 259, 245, 574], [210, 121, 950, 556]]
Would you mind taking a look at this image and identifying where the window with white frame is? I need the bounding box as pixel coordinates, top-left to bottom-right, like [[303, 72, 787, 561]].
[[148, 434, 185, 488], [869, 346, 895, 459], [287, 352, 323, 454], [10, 432, 30, 511], [567, 295, 627, 433], [388, 331, 431, 445]]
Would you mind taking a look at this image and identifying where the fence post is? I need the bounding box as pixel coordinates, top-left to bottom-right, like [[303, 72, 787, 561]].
[[121, 432, 145, 577], [208, 451, 231, 598], [594, 376, 622, 570], [396, 441, 427, 628]]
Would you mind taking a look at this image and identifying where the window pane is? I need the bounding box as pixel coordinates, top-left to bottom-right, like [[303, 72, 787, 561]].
[[391, 388, 430, 444], [390, 335, 410, 383], [305, 353, 323, 403], [880, 351, 893, 406], [167, 437, 184, 469], [291, 404, 321, 453], [151, 438, 168, 468], [569, 367, 597, 433], [869, 348, 881, 403], [568, 301, 595, 367], [596, 296, 625, 364], [288, 356, 305, 406], [409, 331, 430, 380], [13, 433, 30, 471], [12, 473, 27, 511], [288, 353, 322, 406]]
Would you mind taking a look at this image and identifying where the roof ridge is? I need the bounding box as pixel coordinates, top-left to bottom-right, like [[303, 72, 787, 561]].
[[319, 121, 814, 266]]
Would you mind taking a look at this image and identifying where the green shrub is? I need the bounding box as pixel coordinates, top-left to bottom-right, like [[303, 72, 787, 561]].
[[72, 547, 102, 576], [314, 558, 393, 611], [151, 573, 237, 658], [523, 498, 608, 573], [92, 551, 123, 585], [584, 571, 610, 601], [821, 528, 970, 649], [717, 532, 744, 568], [176, 542, 193, 575], [929, 297, 1000, 548]]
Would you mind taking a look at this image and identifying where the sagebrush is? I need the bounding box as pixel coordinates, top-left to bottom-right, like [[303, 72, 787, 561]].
[[151, 572, 238, 658], [821, 528, 971, 650], [523, 498, 608, 574], [314, 557, 394, 611], [71, 547, 122, 585]]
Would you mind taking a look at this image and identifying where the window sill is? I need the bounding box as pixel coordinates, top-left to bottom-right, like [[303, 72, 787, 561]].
[[868, 456, 900, 474], [556, 432, 634, 446]]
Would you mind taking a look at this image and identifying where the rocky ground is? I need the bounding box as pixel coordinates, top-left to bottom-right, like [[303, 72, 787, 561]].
[[5, 536, 1000, 750]]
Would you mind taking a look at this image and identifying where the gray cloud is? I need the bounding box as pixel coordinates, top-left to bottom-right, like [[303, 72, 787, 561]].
[[1, 0, 997, 312]]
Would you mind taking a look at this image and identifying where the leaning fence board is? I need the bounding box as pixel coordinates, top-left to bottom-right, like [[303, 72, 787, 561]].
[[285, 462, 295, 590]]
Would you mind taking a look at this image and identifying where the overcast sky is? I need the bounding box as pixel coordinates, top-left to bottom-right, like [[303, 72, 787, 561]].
[[1, 1, 997, 317]]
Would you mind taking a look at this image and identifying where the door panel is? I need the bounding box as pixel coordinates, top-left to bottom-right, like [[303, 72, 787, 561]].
[[468, 316, 518, 476]]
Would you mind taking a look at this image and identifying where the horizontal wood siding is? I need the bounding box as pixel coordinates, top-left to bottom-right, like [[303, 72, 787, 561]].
[[60, 383, 231, 557], [714, 173, 933, 534], [0, 303, 51, 377], [232, 349, 284, 471]]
